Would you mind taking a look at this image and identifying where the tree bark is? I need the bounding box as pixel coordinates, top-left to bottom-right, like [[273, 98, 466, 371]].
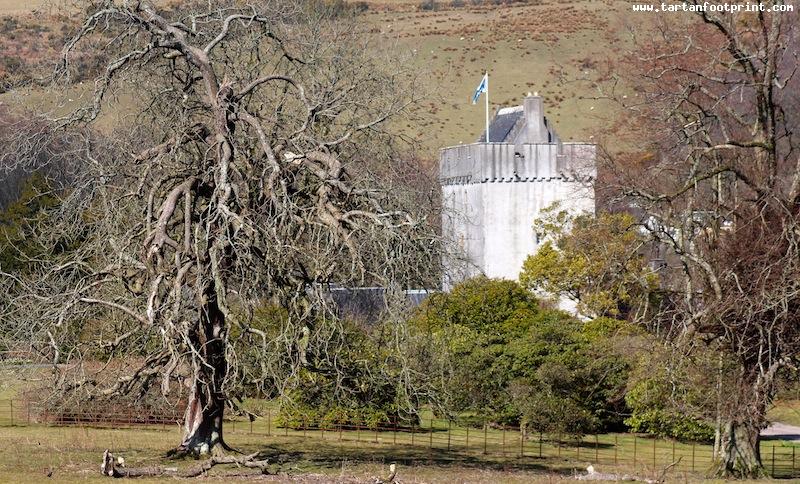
[[713, 418, 764, 478], [177, 294, 229, 456]]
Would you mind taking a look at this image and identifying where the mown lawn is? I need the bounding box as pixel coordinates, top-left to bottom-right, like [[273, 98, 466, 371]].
[[2, 417, 799, 483], [769, 400, 800, 428], [0, 424, 588, 483], [2, 378, 800, 482]]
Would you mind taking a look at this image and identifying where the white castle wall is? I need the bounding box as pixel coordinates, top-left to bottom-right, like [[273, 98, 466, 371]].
[[440, 142, 595, 288]]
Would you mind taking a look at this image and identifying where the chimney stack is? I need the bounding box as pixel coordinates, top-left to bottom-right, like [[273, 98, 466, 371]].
[[523, 94, 548, 143]]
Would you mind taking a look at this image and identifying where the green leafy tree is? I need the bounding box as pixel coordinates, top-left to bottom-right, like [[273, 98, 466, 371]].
[[520, 208, 658, 320]]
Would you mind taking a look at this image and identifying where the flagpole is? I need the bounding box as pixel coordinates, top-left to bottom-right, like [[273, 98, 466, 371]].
[[484, 72, 490, 143]]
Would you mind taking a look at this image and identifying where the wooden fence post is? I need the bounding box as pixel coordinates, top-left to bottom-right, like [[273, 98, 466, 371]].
[[466, 425, 469, 452], [411, 422, 415, 446], [653, 437, 657, 468], [691, 442, 695, 471], [447, 420, 451, 451], [429, 418, 433, 451], [539, 432, 543, 458], [502, 425, 506, 458], [428, 418, 433, 463], [633, 434, 637, 469], [267, 409, 271, 436], [614, 434, 618, 464], [519, 427, 524, 457], [772, 445, 776, 477], [483, 424, 487, 455], [595, 434, 599, 462], [672, 439, 675, 465], [393, 416, 397, 445], [9, 400, 13, 426]]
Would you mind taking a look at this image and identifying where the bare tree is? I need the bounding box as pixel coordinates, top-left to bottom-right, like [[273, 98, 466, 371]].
[[0, 0, 438, 460], [603, 1, 800, 477]]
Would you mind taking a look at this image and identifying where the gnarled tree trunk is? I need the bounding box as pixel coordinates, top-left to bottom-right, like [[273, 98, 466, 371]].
[[178, 294, 229, 456], [713, 418, 764, 478]]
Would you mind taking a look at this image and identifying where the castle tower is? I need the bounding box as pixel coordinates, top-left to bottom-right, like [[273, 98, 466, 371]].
[[440, 94, 596, 289]]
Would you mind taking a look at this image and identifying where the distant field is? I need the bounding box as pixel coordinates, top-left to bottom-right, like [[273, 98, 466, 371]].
[[0, 0, 641, 156], [769, 400, 800, 428], [0, 0, 46, 14], [361, 0, 633, 152]]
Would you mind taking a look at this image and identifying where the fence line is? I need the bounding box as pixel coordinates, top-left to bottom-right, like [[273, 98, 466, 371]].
[[1, 399, 798, 478]]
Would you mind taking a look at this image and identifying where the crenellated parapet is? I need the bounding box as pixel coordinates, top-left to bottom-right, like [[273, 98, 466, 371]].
[[440, 142, 595, 185]]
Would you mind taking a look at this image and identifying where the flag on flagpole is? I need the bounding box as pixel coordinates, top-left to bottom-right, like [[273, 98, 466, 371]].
[[471, 73, 488, 104]]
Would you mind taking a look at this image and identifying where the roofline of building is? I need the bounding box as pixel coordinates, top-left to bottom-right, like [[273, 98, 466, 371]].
[[439, 141, 597, 152]]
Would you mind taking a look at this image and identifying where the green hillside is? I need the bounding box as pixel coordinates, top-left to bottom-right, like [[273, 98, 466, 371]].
[[360, 0, 634, 153], [0, 0, 639, 155]]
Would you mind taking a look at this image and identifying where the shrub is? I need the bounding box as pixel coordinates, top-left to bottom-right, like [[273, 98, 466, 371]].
[[412, 275, 539, 333], [419, 0, 439, 11], [411, 277, 631, 433], [271, 318, 420, 429], [624, 377, 715, 442], [352, 1, 369, 12], [625, 409, 714, 442], [277, 403, 394, 430]]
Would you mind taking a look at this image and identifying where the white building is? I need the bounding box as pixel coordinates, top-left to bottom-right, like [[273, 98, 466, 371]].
[[440, 94, 596, 289]]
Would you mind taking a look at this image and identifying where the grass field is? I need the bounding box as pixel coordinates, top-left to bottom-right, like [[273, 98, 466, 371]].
[[3, 367, 800, 483], [0, 0, 46, 14], [2, 418, 800, 483], [768, 400, 800, 428], [0, 424, 586, 483]]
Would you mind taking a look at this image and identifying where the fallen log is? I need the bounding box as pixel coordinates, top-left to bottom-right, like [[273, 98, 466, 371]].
[[100, 449, 270, 478]]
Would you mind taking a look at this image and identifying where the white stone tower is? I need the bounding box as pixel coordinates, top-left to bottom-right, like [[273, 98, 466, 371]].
[[440, 94, 596, 288]]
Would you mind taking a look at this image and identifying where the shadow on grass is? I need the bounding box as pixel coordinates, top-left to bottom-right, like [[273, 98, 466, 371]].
[[238, 439, 573, 476]]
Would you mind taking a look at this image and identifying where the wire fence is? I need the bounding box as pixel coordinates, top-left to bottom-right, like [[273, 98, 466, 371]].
[[1, 398, 799, 479]]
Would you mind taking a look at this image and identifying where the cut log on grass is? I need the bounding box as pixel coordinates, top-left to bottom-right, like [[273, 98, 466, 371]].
[[101, 449, 270, 478], [574, 465, 656, 483], [373, 463, 398, 483]]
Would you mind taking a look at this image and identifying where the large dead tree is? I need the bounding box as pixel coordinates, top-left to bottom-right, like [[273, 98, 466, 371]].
[[604, 1, 799, 477], [0, 0, 438, 458]]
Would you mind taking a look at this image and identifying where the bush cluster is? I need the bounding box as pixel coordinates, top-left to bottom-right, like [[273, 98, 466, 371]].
[[411, 276, 630, 435], [266, 317, 420, 429]]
